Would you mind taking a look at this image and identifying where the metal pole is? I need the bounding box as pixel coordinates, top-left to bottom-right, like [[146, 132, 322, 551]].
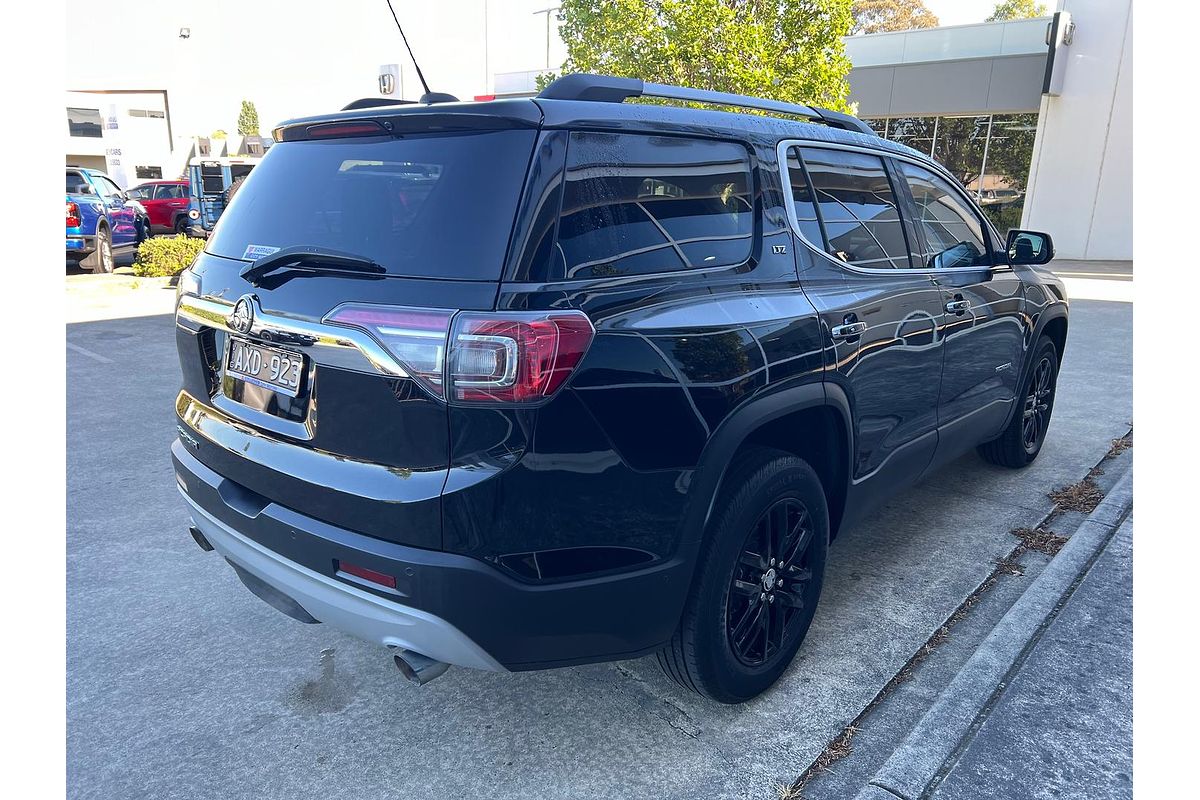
[[533, 6, 561, 71]]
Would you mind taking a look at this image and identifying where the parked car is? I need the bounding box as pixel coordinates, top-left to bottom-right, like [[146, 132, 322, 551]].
[[127, 180, 191, 235], [172, 75, 1067, 703], [66, 167, 150, 272], [184, 156, 261, 237]]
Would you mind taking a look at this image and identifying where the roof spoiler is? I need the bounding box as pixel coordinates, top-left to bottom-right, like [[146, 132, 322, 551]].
[[536, 73, 876, 136]]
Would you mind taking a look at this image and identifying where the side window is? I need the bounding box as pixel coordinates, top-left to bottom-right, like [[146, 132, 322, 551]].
[[784, 147, 824, 248], [897, 162, 992, 269], [127, 186, 152, 200], [156, 184, 184, 199], [556, 132, 753, 279], [94, 177, 124, 201], [799, 147, 911, 270]]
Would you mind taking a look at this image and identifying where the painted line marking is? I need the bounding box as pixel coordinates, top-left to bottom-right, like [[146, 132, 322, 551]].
[[66, 341, 113, 363]]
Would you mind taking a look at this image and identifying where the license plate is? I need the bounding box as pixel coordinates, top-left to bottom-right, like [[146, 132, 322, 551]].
[[226, 337, 305, 397]]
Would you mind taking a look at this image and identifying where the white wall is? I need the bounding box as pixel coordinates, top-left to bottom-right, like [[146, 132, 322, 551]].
[[1022, 0, 1133, 260]]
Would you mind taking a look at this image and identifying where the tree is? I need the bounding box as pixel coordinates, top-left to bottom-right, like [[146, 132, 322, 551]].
[[543, 0, 855, 112], [986, 0, 1048, 22], [209, 129, 227, 140], [237, 100, 260, 136], [851, 0, 939, 35]]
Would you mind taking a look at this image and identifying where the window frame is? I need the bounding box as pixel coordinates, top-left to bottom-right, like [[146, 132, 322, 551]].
[[154, 183, 184, 199], [552, 130, 761, 281], [890, 157, 1000, 271], [790, 144, 916, 271], [777, 139, 1007, 276]]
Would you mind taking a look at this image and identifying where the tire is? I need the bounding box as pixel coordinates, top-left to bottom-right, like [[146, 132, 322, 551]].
[[977, 337, 1059, 468], [83, 225, 114, 273], [174, 215, 188, 235], [136, 217, 150, 244], [657, 447, 829, 703]]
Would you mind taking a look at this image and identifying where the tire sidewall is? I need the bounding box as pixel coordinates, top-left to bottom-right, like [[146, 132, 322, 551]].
[[692, 456, 829, 702], [1021, 338, 1059, 459], [93, 227, 113, 273]]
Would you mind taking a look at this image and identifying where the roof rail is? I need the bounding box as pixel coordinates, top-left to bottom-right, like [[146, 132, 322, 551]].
[[536, 73, 876, 136]]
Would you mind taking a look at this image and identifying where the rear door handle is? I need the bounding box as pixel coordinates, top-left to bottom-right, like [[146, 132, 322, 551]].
[[830, 321, 868, 339], [945, 299, 972, 314]]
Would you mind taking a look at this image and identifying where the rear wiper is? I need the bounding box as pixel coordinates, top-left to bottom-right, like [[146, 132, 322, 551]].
[[240, 245, 387, 284]]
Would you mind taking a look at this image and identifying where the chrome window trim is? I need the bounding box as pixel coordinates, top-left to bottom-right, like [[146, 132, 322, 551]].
[[776, 138, 1004, 277], [176, 294, 411, 378]]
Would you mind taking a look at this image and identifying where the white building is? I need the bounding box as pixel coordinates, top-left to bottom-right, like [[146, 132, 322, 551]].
[[65, 89, 186, 186]]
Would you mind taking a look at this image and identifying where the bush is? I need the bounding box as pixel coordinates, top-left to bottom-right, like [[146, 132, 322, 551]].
[[133, 235, 206, 277]]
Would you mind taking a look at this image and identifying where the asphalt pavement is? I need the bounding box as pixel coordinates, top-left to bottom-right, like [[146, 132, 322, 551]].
[[65, 263, 1133, 799]]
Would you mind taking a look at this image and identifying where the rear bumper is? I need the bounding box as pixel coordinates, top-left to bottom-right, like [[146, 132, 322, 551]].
[[66, 235, 95, 256], [181, 485, 505, 671], [172, 440, 694, 671]]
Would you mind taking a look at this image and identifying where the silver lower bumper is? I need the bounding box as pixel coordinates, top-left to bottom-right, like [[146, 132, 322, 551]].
[[181, 489, 505, 672]]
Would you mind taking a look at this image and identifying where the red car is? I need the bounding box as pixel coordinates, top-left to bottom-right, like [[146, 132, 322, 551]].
[[126, 180, 191, 235]]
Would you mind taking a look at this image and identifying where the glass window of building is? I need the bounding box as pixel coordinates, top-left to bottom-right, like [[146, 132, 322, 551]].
[[932, 115, 989, 194], [977, 113, 1038, 231], [67, 107, 103, 138], [887, 117, 937, 156]]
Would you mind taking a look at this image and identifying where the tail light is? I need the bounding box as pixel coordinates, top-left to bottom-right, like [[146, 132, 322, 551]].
[[66, 202, 80, 228], [323, 305, 595, 405]]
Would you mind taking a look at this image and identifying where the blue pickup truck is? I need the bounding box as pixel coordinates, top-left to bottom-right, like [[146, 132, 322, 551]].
[[66, 167, 150, 272]]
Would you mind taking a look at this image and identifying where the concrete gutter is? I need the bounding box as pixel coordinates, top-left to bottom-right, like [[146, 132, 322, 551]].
[[854, 467, 1133, 800]]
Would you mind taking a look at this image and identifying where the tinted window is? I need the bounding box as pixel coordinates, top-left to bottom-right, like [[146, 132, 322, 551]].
[[67, 107, 103, 138], [784, 148, 824, 247], [66, 171, 93, 195], [155, 184, 185, 199], [556, 132, 753, 279], [898, 162, 992, 269], [799, 148, 910, 270], [126, 186, 153, 200], [205, 129, 537, 279]]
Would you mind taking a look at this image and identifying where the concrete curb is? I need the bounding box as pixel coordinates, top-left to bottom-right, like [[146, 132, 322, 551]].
[[853, 466, 1134, 800]]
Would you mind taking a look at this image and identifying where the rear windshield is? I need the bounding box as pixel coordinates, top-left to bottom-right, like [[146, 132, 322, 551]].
[[205, 129, 537, 279]]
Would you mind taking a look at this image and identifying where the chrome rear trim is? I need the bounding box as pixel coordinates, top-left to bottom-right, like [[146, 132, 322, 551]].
[[176, 294, 410, 378]]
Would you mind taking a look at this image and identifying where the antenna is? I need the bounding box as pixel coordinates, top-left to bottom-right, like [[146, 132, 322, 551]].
[[383, 0, 458, 103]]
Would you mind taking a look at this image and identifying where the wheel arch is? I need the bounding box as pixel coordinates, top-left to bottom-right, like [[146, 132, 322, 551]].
[[680, 381, 853, 549]]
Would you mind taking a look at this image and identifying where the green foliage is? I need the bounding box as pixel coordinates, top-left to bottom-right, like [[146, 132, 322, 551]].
[[986, 0, 1048, 22], [132, 235, 206, 277], [237, 100, 260, 136], [851, 0, 939, 34], [542, 0, 855, 112], [210, 129, 227, 139]]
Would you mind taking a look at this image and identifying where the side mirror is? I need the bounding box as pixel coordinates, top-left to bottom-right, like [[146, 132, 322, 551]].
[[1005, 230, 1054, 265]]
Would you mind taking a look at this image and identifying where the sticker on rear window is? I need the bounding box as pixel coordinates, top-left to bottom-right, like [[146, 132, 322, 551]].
[[243, 244, 280, 260]]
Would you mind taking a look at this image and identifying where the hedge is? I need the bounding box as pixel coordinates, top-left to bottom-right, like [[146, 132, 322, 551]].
[[133, 235, 206, 277]]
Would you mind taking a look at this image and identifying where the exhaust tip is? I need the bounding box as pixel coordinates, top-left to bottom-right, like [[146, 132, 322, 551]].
[[393, 650, 450, 686], [189, 526, 214, 552]]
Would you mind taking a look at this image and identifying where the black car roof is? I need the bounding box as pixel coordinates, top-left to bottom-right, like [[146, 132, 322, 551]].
[[274, 85, 933, 171]]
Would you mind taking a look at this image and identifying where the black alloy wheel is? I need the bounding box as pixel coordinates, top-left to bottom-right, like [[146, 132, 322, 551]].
[[1022, 355, 1056, 454], [726, 498, 817, 667]]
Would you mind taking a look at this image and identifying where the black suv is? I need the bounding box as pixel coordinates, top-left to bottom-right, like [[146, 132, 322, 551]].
[[172, 74, 1066, 703]]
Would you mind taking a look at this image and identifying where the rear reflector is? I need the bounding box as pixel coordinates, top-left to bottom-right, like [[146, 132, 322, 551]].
[[336, 560, 397, 589]]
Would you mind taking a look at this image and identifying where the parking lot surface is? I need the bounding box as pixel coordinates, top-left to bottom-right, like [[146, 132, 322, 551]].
[[66, 266, 1132, 799]]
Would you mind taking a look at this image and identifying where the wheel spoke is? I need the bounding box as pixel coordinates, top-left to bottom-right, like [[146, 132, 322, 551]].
[[775, 587, 804, 609], [732, 599, 765, 651], [731, 578, 759, 596]]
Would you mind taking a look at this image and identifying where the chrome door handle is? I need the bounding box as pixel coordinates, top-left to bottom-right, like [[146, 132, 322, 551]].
[[945, 299, 972, 314], [830, 321, 868, 339]]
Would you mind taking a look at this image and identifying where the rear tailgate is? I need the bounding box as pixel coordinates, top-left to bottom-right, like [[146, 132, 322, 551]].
[[175, 114, 540, 549]]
